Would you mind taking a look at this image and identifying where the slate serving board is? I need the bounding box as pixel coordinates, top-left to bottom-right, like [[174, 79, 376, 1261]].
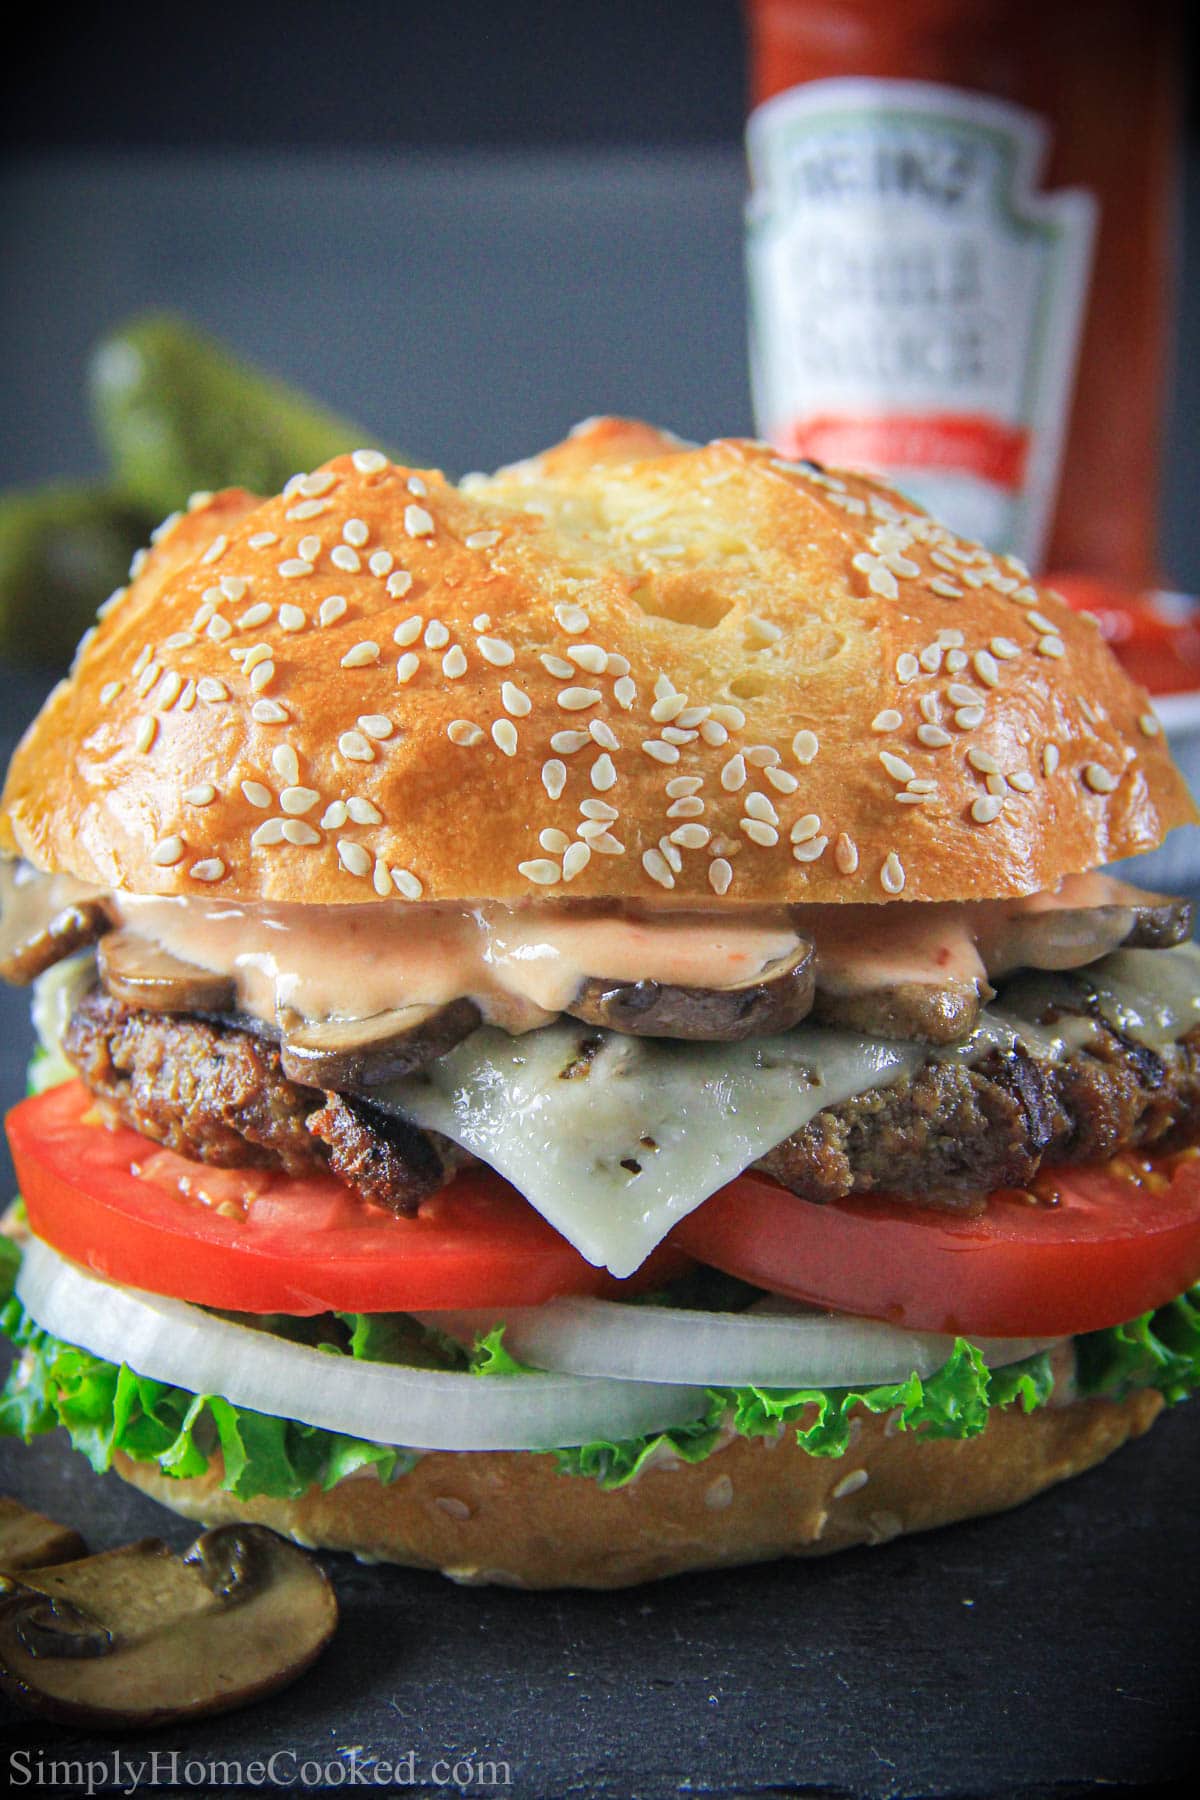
[[0, 664, 1197, 1797]]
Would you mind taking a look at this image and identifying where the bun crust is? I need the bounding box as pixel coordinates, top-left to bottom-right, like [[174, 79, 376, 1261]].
[[114, 1386, 1163, 1590], [3, 421, 1191, 905]]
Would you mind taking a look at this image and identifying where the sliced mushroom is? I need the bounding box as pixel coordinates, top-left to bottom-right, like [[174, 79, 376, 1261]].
[[0, 1524, 337, 1728], [97, 929, 236, 1013], [279, 995, 482, 1087], [983, 895, 1194, 977], [566, 940, 816, 1041], [812, 978, 987, 1046], [1120, 895, 1193, 949], [0, 1498, 86, 1573], [0, 898, 110, 985]]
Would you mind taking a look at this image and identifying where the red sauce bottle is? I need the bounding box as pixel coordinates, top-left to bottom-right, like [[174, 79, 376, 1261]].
[[744, 0, 1182, 582]]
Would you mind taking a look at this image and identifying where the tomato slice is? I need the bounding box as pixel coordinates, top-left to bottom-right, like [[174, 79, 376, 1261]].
[[672, 1155, 1200, 1338], [7, 1082, 690, 1314]]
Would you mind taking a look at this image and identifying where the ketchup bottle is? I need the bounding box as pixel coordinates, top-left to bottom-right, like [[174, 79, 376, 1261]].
[[744, 0, 1182, 582]]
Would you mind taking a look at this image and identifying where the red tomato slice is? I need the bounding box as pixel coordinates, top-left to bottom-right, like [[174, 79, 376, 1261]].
[[7, 1082, 690, 1314], [672, 1154, 1200, 1338]]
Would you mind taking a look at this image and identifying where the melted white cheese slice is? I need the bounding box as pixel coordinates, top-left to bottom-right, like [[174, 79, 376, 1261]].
[[378, 1024, 925, 1277]]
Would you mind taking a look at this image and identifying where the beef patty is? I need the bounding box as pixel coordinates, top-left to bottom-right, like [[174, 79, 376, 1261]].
[[63, 987, 1200, 1218]]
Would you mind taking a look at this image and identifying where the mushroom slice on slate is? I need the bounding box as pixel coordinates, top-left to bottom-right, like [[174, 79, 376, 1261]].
[[0, 899, 110, 985], [0, 1498, 86, 1574], [811, 978, 987, 1046], [0, 1524, 337, 1728], [97, 930, 236, 1014], [566, 940, 816, 1041], [279, 995, 482, 1087]]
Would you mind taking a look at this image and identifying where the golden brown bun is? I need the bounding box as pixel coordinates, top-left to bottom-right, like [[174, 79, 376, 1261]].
[[3, 421, 1191, 904], [114, 1386, 1163, 1590]]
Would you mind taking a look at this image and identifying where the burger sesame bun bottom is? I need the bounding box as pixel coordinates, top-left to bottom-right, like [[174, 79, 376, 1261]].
[[113, 1388, 1163, 1589]]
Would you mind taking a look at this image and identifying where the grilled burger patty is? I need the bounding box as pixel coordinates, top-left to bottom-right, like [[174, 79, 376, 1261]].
[[62, 987, 1200, 1217]]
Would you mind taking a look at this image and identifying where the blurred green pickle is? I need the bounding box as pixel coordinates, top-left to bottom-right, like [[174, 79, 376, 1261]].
[[0, 485, 154, 666], [89, 312, 400, 519]]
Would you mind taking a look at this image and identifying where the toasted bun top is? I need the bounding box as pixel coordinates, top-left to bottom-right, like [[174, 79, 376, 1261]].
[[1, 419, 1192, 905]]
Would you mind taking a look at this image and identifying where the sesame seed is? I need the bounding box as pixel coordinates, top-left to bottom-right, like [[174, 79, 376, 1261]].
[[134, 717, 158, 754], [665, 777, 702, 798], [287, 499, 330, 522], [590, 832, 625, 855], [372, 858, 392, 896], [396, 654, 420, 684], [667, 796, 705, 819], [466, 529, 502, 550], [580, 798, 619, 821], [919, 645, 943, 674], [162, 631, 196, 652], [741, 819, 779, 847], [283, 820, 321, 847], [1038, 635, 1066, 658], [443, 645, 468, 679], [492, 719, 519, 756], [930, 577, 963, 599], [642, 847, 675, 889], [100, 680, 123, 705], [369, 551, 395, 577], [407, 476, 428, 497], [280, 786, 319, 815], [791, 814, 821, 843], [242, 778, 272, 809], [1009, 771, 1036, 792], [880, 751, 915, 782], [338, 840, 371, 877], [387, 571, 414, 599], [896, 653, 919, 684], [745, 745, 781, 768], [721, 753, 748, 791], [872, 709, 903, 733], [708, 858, 733, 895], [158, 671, 183, 709], [658, 837, 683, 874], [424, 620, 450, 650], [478, 636, 516, 667], [990, 637, 1020, 660], [744, 792, 778, 824], [540, 828, 570, 854], [710, 703, 746, 730], [917, 724, 952, 748], [562, 842, 591, 882], [278, 604, 306, 631], [394, 616, 423, 646], [880, 851, 906, 894], [549, 731, 589, 755], [321, 802, 348, 829], [613, 676, 637, 710], [554, 604, 590, 635], [131, 644, 153, 678], [150, 835, 185, 867], [670, 823, 710, 849], [945, 649, 969, 674], [206, 614, 232, 642], [971, 796, 1004, 823], [699, 719, 728, 746], [252, 699, 290, 723], [947, 683, 979, 707], [542, 759, 567, 798], [792, 834, 828, 863], [642, 739, 680, 765], [448, 720, 485, 747], [352, 449, 387, 473], [835, 833, 859, 875], [299, 473, 338, 497], [541, 654, 574, 678], [1083, 763, 1119, 794], [558, 687, 602, 711], [319, 596, 348, 627], [343, 518, 369, 548], [251, 818, 287, 848], [662, 726, 697, 747], [404, 504, 434, 538], [278, 559, 314, 579], [240, 601, 272, 628], [577, 819, 613, 841], [937, 629, 965, 648], [590, 753, 617, 790], [298, 535, 322, 562], [793, 729, 819, 764], [392, 869, 423, 900], [519, 859, 561, 886], [832, 1469, 869, 1500], [474, 614, 491, 631], [967, 749, 1001, 775], [586, 722, 617, 755], [566, 644, 607, 677], [339, 730, 374, 762], [248, 531, 278, 550], [183, 783, 217, 806], [357, 715, 392, 740], [197, 677, 228, 702], [1028, 611, 1056, 634], [189, 858, 226, 882], [1140, 712, 1161, 737], [271, 745, 300, 788], [248, 661, 275, 693], [201, 535, 228, 565], [651, 692, 687, 724], [331, 546, 361, 573], [347, 798, 382, 824], [954, 706, 985, 730]]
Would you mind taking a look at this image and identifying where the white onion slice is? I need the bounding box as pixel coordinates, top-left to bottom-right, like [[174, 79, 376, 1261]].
[[15, 1236, 710, 1453], [419, 1297, 1062, 1389]]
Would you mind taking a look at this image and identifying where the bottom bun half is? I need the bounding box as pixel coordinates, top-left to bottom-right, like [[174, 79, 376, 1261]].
[[114, 1388, 1164, 1589]]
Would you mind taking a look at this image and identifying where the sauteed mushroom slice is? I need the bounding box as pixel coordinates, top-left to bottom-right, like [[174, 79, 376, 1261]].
[[1119, 895, 1194, 949], [566, 940, 816, 1041], [0, 1524, 337, 1728], [0, 1498, 86, 1573], [812, 977, 986, 1046], [97, 930, 236, 1013], [984, 894, 1195, 976], [0, 899, 110, 985], [279, 995, 482, 1087]]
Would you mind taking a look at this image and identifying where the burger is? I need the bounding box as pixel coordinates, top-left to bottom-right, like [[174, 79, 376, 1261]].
[[1, 417, 1199, 1589]]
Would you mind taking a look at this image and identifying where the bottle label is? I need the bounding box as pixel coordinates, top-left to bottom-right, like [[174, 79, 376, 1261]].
[[746, 78, 1096, 564]]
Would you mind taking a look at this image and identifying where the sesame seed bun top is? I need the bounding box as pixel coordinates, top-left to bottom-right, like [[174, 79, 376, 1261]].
[[1, 419, 1193, 905]]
